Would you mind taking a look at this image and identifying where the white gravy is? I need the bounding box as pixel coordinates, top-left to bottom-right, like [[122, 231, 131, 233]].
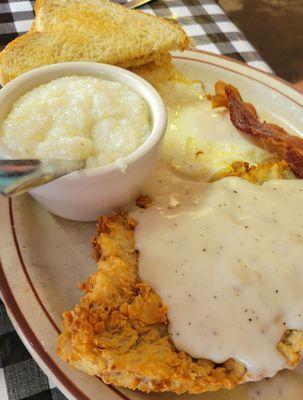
[[130, 165, 303, 381]]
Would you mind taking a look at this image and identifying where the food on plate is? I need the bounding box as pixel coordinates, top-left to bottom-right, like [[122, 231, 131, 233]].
[[212, 81, 303, 178], [58, 82, 303, 394], [58, 212, 246, 394], [2, 0, 302, 393], [155, 73, 282, 181], [1, 76, 150, 168], [58, 194, 303, 393], [0, 0, 189, 85]]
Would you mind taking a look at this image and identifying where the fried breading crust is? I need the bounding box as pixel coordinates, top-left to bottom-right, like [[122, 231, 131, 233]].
[[58, 212, 246, 394], [58, 212, 303, 393], [210, 160, 295, 184]]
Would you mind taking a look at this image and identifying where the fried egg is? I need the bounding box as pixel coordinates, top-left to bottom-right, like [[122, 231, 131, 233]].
[[157, 76, 273, 180]]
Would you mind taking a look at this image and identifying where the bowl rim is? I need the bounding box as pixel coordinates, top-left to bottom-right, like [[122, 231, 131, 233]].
[[0, 62, 168, 179]]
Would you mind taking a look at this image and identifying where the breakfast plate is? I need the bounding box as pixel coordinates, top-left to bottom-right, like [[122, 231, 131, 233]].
[[0, 49, 303, 400]]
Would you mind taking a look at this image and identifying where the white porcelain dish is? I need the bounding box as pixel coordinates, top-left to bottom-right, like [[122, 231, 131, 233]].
[[0, 62, 167, 221], [0, 50, 303, 400]]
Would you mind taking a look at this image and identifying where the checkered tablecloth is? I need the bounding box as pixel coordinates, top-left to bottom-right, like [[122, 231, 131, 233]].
[[0, 1, 272, 399]]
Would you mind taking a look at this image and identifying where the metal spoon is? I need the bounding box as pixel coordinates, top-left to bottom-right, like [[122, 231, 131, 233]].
[[0, 159, 85, 197], [124, 0, 154, 9]]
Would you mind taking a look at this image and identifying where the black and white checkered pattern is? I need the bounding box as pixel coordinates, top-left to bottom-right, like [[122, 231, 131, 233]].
[[0, 0, 272, 72], [0, 299, 65, 400], [142, 0, 271, 72], [0, 1, 272, 399]]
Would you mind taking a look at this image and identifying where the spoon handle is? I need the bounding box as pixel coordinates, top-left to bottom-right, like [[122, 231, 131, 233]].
[[0, 159, 85, 197], [124, 0, 154, 8]]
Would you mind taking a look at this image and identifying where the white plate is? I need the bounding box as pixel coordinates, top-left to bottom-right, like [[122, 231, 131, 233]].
[[1, 50, 303, 400]]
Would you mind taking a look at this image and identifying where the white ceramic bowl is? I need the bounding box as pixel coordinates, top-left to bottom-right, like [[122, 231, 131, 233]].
[[0, 62, 167, 221]]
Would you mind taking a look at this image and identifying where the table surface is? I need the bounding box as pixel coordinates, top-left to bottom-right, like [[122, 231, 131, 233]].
[[0, 0, 297, 399]]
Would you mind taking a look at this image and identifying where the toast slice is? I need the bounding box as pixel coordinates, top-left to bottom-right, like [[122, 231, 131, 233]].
[[0, 0, 189, 85]]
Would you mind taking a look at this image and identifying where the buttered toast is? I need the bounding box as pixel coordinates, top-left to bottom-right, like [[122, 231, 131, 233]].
[[0, 0, 189, 85]]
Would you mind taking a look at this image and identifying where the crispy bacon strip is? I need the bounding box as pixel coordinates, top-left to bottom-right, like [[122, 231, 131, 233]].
[[211, 81, 303, 178]]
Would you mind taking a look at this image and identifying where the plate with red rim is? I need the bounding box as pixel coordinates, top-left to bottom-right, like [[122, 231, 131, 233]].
[[0, 49, 303, 400]]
